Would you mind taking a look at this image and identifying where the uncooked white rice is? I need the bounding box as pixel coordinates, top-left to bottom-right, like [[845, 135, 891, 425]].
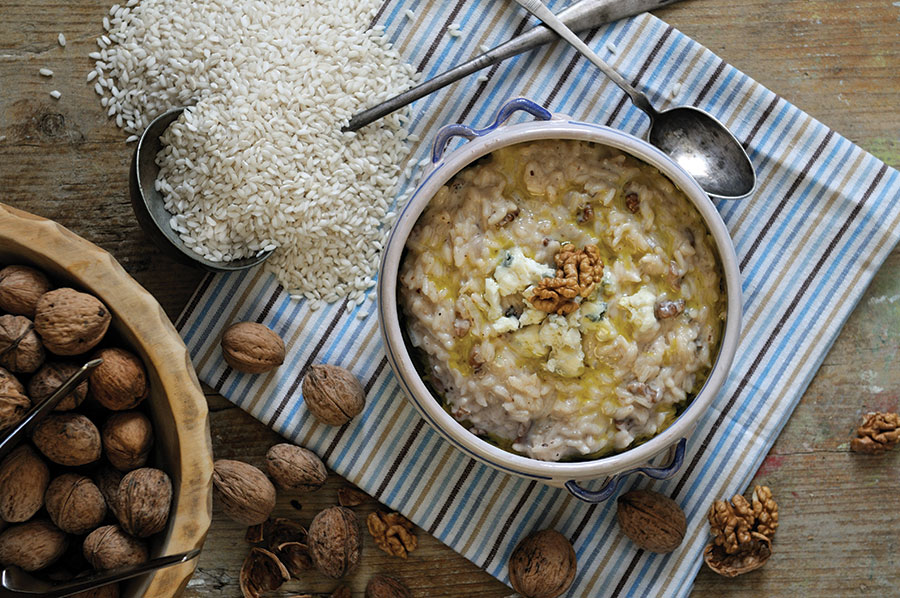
[[91, 0, 420, 303], [39, 68, 53, 77], [58, 33, 66, 47], [49, 90, 61, 99]]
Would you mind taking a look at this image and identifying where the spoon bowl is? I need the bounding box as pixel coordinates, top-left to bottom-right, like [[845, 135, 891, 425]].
[[129, 107, 273, 271], [513, 0, 757, 200], [649, 106, 757, 199]]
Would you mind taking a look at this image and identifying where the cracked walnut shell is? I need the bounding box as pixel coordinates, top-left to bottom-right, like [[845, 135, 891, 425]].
[[302, 364, 366, 426], [240, 547, 289, 598], [89, 348, 149, 411], [45, 473, 107, 534], [213, 459, 276, 526], [704, 531, 772, 577], [508, 529, 576, 598], [221, 322, 285, 374], [0, 315, 45, 373], [308, 506, 361, 579], [850, 411, 900, 454], [34, 288, 111, 356], [367, 511, 417, 558], [616, 489, 686, 553], [0, 265, 52, 317]]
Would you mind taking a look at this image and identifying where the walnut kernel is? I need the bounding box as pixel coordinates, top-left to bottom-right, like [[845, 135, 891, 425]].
[[367, 511, 417, 559]]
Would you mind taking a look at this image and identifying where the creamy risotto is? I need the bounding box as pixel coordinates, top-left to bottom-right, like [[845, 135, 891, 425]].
[[399, 139, 725, 461]]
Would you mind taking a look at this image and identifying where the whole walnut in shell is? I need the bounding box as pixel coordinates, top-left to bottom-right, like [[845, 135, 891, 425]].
[[34, 288, 111, 356], [307, 506, 361, 579], [0, 444, 50, 523], [94, 467, 124, 519], [0, 367, 30, 432], [212, 460, 276, 526], [32, 412, 102, 466], [0, 519, 68, 571], [102, 411, 154, 471], [365, 574, 412, 598], [0, 265, 52, 317], [28, 362, 89, 411], [116, 468, 172, 537], [221, 322, 285, 374], [508, 529, 576, 598], [45, 473, 107, 534], [89, 348, 149, 411], [83, 525, 148, 570], [302, 364, 366, 426], [0, 314, 45, 373], [616, 489, 686, 553], [266, 443, 327, 492]]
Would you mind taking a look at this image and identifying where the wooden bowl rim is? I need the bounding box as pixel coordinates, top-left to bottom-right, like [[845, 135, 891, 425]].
[[0, 202, 213, 597]]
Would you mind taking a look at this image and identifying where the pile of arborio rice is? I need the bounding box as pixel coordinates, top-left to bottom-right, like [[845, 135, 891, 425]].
[[90, 0, 419, 306]]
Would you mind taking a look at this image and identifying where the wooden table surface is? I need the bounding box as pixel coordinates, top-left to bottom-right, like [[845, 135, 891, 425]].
[[1, 1, 898, 596]]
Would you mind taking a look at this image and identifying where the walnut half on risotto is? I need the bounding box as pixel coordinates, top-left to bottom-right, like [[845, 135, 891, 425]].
[[399, 139, 726, 462]]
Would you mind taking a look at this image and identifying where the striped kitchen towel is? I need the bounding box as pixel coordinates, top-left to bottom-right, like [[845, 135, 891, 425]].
[[177, 2, 900, 596]]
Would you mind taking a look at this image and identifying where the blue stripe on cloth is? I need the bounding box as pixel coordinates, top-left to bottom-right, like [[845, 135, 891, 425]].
[[176, 5, 900, 596]]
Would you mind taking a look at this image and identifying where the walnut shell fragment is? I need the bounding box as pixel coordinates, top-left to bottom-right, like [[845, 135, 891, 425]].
[[32, 412, 102, 466], [308, 506, 361, 579], [275, 541, 313, 577], [266, 443, 327, 492], [263, 517, 307, 550], [28, 362, 89, 411], [365, 574, 412, 598], [116, 468, 172, 537], [508, 529, 576, 598], [0, 444, 50, 523], [221, 322, 285, 374], [240, 547, 290, 598], [83, 525, 148, 570], [703, 531, 772, 577], [0, 367, 30, 432], [89, 348, 149, 411], [102, 411, 154, 471], [337, 486, 368, 507], [367, 511, 417, 558], [0, 265, 53, 317], [616, 489, 686, 553], [45, 473, 107, 534], [0, 519, 68, 571], [0, 314, 45, 373], [302, 364, 365, 426], [34, 288, 111, 356], [212, 460, 276, 526]]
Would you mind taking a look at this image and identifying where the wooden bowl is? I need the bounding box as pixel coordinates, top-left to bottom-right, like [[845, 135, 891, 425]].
[[0, 202, 213, 597]]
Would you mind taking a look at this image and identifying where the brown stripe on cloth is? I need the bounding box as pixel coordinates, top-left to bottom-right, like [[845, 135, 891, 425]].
[[427, 458, 477, 534], [604, 25, 674, 126], [265, 297, 350, 427], [743, 95, 781, 147], [416, 0, 469, 73], [739, 130, 835, 271], [374, 419, 427, 499], [213, 282, 285, 390], [607, 162, 889, 598], [541, 29, 602, 109], [691, 59, 726, 107], [370, 0, 394, 28], [176, 272, 216, 330], [481, 480, 538, 569], [321, 356, 389, 462]]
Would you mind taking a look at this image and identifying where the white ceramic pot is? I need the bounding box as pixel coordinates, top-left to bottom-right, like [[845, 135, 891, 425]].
[[377, 98, 742, 502]]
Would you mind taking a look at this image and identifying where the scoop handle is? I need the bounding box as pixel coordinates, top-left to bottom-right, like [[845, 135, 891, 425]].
[[512, 0, 658, 118], [564, 438, 687, 503]]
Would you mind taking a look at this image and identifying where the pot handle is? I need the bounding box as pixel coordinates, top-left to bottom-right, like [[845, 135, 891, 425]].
[[563, 438, 687, 503], [430, 97, 552, 163]]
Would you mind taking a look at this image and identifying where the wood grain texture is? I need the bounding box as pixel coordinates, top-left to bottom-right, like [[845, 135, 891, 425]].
[[1, 0, 898, 596]]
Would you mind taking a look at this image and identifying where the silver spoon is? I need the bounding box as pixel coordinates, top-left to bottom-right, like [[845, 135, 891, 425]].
[[513, 0, 757, 200], [0, 549, 200, 598]]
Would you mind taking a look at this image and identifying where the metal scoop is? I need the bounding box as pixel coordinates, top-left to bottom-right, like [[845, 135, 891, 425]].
[[0, 549, 200, 598], [513, 0, 757, 200]]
